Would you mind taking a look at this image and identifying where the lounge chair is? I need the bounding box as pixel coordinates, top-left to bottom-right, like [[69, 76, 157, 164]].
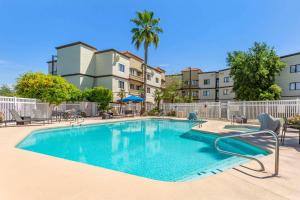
[[9, 109, 45, 125], [257, 113, 281, 134], [188, 112, 198, 120], [281, 117, 300, 145]]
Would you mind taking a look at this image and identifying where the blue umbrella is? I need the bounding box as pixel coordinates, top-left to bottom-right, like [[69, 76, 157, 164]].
[[121, 95, 144, 103]]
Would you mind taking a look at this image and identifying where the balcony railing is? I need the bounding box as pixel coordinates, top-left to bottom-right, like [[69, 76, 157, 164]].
[[129, 74, 143, 82], [129, 89, 142, 96]]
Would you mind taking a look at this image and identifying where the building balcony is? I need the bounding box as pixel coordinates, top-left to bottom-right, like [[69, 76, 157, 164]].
[[129, 89, 142, 96], [129, 74, 144, 82], [182, 84, 199, 89]]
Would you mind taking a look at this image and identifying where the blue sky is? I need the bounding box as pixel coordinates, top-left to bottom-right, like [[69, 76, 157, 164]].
[[1, 0, 300, 85]]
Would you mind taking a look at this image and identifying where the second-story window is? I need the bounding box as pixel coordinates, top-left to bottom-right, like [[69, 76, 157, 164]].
[[204, 79, 210, 85], [223, 89, 229, 95], [192, 91, 198, 97], [290, 65, 300, 73], [130, 68, 136, 75], [184, 81, 189, 85], [118, 80, 125, 89], [203, 90, 210, 96], [130, 84, 135, 90], [119, 64, 125, 72], [147, 87, 151, 93], [155, 77, 159, 83], [192, 80, 198, 86], [224, 77, 230, 83], [147, 74, 151, 81], [289, 82, 300, 90]]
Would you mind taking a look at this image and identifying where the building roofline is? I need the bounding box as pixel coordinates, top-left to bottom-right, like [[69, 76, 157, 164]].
[[280, 52, 300, 59], [56, 41, 97, 50], [94, 49, 130, 58], [166, 74, 182, 76], [122, 51, 144, 62]]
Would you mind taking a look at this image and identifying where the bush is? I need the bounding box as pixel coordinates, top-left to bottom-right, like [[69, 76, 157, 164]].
[[148, 108, 160, 116], [166, 110, 176, 117], [15, 72, 82, 105], [83, 87, 113, 112], [288, 115, 300, 125]]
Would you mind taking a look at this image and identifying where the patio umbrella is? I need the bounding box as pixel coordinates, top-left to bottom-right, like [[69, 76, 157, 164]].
[[121, 95, 144, 103]]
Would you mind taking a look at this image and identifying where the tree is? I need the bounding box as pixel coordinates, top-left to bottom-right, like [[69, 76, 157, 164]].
[[117, 89, 126, 113], [83, 87, 113, 112], [0, 84, 15, 97], [153, 89, 163, 109], [15, 72, 82, 105], [163, 78, 182, 103], [227, 42, 286, 100], [131, 10, 163, 112]]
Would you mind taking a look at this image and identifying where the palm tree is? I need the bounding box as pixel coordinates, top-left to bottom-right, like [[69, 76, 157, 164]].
[[131, 10, 163, 112]]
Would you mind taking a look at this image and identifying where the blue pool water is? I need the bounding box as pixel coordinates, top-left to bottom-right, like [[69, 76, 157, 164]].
[[17, 119, 269, 181]]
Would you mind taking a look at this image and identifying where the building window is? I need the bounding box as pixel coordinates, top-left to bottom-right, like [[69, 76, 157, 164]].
[[136, 85, 142, 90], [204, 79, 210, 85], [130, 68, 136, 76], [223, 89, 229, 95], [182, 91, 186, 96], [130, 84, 135, 90], [119, 64, 125, 72], [118, 80, 125, 89], [147, 74, 151, 81], [184, 81, 189, 85], [203, 90, 210, 96], [155, 77, 159, 83], [290, 65, 300, 73], [224, 77, 230, 83], [191, 80, 198, 86], [192, 91, 198, 97], [147, 87, 151, 93], [289, 82, 300, 90]]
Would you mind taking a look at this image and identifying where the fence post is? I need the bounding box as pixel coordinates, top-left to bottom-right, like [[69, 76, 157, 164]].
[[218, 101, 221, 119], [297, 98, 300, 114], [266, 100, 269, 113], [243, 101, 246, 116], [13, 96, 17, 110], [227, 101, 230, 120]]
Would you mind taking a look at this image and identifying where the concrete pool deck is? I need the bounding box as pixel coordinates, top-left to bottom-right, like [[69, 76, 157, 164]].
[[0, 117, 300, 200]]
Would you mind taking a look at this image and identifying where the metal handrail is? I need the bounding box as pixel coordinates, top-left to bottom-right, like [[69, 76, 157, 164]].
[[214, 130, 279, 175]]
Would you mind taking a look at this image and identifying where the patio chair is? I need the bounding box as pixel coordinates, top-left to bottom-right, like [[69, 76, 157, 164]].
[[109, 108, 123, 119], [124, 110, 134, 117], [9, 109, 45, 125], [257, 113, 281, 134], [281, 117, 300, 145]]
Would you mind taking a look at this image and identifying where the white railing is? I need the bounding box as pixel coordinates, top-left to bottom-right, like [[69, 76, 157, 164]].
[[163, 99, 300, 120], [0, 96, 98, 121]]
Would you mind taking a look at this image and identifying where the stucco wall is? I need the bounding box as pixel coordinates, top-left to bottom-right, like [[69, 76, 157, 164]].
[[199, 72, 217, 88], [57, 45, 81, 75], [276, 54, 300, 99]]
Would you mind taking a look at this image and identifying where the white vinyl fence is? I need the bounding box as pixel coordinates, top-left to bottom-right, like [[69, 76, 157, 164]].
[[163, 99, 300, 120], [0, 96, 98, 121]]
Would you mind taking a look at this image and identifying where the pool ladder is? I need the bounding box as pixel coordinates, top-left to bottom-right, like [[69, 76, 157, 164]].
[[214, 130, 279, 176]]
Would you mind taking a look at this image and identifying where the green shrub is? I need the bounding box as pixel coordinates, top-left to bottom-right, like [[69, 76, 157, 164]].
[[83, 87, 113, 112], [288, 115, 300, 125], [148, 108, 160, 116], [166, 110, 176, 117]]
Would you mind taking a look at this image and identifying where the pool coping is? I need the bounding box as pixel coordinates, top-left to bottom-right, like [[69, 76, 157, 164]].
[[1, 117, 299, 199]]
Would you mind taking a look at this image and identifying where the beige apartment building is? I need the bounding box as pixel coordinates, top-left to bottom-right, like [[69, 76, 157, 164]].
[[47, 42, 165, 103], [167, 52, 300, 102]]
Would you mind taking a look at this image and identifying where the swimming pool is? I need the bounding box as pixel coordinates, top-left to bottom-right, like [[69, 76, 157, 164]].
[[17, 119, 269, 182]]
